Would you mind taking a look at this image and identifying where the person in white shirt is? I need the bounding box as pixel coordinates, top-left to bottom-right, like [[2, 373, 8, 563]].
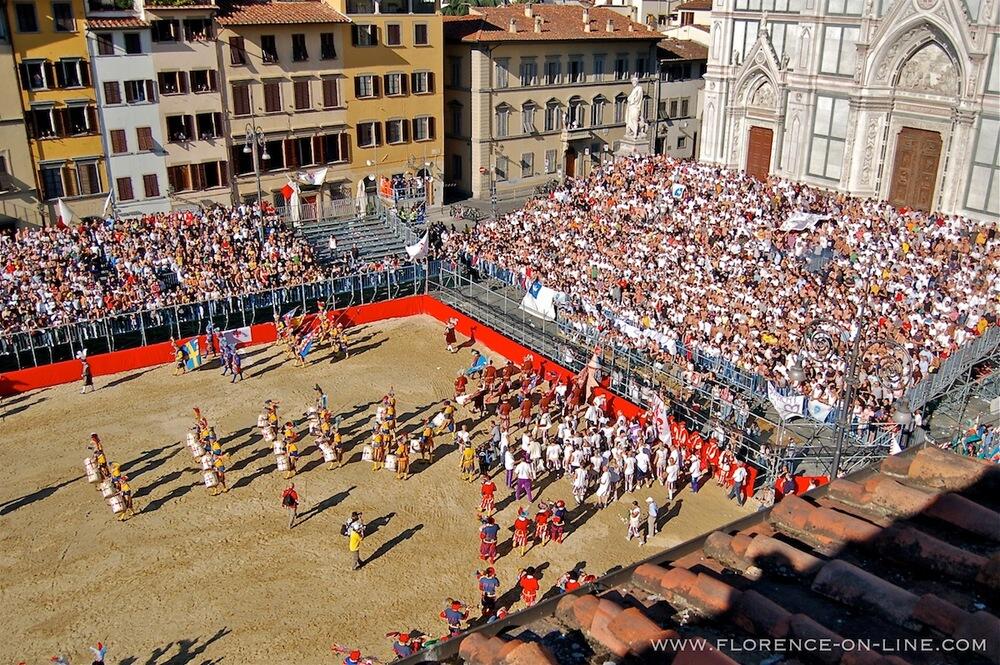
[[572, 463, 589, 505], [689, 456, 703, 494], [729, 462, 748, 506], [513, 457, 535, 501], [635, 448, 651, 487], [643, 497, 659, 543], [503, 447, 516, 488], [623, 452, 637, 494], [546, 441, 562, 474], [626, 501, 642, 541], [595, 468, 612, 508]]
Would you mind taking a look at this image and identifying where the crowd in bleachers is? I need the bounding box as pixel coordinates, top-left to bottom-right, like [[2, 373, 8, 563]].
[[0, 203, 321, 334], [445, 155, 999, 417]]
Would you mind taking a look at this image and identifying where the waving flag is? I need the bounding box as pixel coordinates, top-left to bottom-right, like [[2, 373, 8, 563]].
[[670, 183, 686, 199], [520, 279, 557, 321], [297, 167, 329, 186], [405, 230, 430, 261], [183, 339, 203, 370], [56, 198, 73, 229]]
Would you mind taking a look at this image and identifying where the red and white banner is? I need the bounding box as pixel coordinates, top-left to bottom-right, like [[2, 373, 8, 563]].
[[650, 392, 671, 444]]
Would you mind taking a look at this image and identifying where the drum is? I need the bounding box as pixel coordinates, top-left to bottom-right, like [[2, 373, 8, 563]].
[[432, 412, 446, 428], [361, 445, 373, 462], [410, 438, 422, 454], [456, 394, 471, 405], [109, 494, 126, 514], [84, 458, 100, 483], [273, 441, 285, 456], [187, 431, 197, 447], [257, 414, 267, 429], [384, 454, 398, 471], [320, 444, 336, 462], [187, 440, 202, 458], [203, 471, 219, 488], [201, 454, 214, 471], [99, 480, 115, 499], [263, 428, 275, 442], [276, 455, 290, 472]]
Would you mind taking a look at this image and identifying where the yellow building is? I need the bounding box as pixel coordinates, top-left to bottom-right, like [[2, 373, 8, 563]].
[[5, 0, 108, 221], [1, 10, 41, 226], [329, 0, 444, 207]]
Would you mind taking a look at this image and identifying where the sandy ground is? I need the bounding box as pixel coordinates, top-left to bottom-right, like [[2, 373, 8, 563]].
[[0, 315, 750, 664]]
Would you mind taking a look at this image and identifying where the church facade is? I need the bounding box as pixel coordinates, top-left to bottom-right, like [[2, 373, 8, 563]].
[[701, 0, 999, 219]]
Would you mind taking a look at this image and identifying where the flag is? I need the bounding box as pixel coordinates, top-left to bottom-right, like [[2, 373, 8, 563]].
[[299, 333, 316, 358], [297, 167, 328, 186], [768, 382, 805, 421], [102, 191, 114, 216], [284, 180, 301, 222], [520, 280, 557, 321], [182, 339, 203, 370], [670, 183, 686, 199], [222, 326, 252, 348], [405, 231, 430, 261], [650, 392, 671, 444], [55, 198, 73, 229], [528, 280, 542, 298], [280, 182, 295, 201], [807, 399, 835, 423]]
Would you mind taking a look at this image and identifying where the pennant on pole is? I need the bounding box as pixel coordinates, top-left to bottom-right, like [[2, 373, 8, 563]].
[[405, 231, 430, 261], [56, 198, 73, 229]]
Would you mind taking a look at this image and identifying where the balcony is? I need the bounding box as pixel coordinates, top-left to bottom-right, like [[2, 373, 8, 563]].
[[87, 0, 137, 12]]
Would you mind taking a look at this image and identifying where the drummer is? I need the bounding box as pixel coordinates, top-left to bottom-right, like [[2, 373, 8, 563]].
[[109, 462, 124, 490], [419, 418, 434, 464], [212, 455, 229, 494], [90, 433, 110, 479], [394, 434, 410, 480], [286, 437, 300, 479], [332, 427, 345, 468], [459, 442, 476, 482], [370, 432, 386, 471], [117, 478, 135, 521], [437, 400, 457, 440]]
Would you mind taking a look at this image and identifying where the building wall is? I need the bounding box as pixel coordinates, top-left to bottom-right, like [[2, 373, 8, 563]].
[[144, 6, 231, 210], [0, 12, 41, 225], [6, 0, 108, 221], [703, 0, 1000, 219], [445, 38, 659, 200], [217, 21, 351, 207], [88, 26, 169, 215], [654, 63, 704, 159]]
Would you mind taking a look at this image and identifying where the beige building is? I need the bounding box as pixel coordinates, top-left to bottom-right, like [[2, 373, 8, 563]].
[[216, 1, 352, 210], [444, 5, 661, 200], [0, 11, 40, 226]]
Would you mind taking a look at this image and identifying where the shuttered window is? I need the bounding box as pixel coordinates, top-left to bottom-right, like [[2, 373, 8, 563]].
[[110, 129, 128, 154]]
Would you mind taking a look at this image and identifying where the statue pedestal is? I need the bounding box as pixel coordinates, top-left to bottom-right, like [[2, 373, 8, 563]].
[[617, 133, 651, 157]]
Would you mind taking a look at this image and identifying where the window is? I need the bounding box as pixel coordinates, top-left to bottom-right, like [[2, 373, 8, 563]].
[[635, 56, 648, 78], [381, 0, 406, 13], [414, 23, 428, 45], [77, 161, 101, 195], [168, 165, 189, 193], [495, 58, 509, 88], [544, 149, 556, 174], [143, 174, 160, 198], [166, 114, 192, 142], [124, 33, 142, 54], [735, 0, 801, 10], [136, 126, 154, 151], [110, 129, 128, 154], [544, 100, 561, 132], [322, 77, 340, 108], [346, 0, 375, 13], [821, 26, 859, 76], [263, 81, 282, 112], [449, 103, 462, 136], [15, 3, 38, 32], [321, 133, 349, 163], [521, 152, 533, 179], [568, 98, 584, 128], [808, 95, 849, 180], [195, 112, 221, 139], [151, 20, 178, 43], [288, 137, 314, 167], [116, 176, 134, 201], [183, 18, 212, 41], [352, 25, 377, 47], [681, 11, 694, 26], [386, 118, 407, 144], [355, 74, 378, 98], [383, 72, 405, 96], [495, 155, 507, 181], [386, 24, 401, 46], [124, 80, 153, 104], [53, 1, 74, 32], [103, 81, 121, 104], [320, 32, 336, 60], [678, 136, 687, 149], [987, 36, 999, 94], [292, 33, 308, 61], [40, 165, 64, 200], [965, 116, 1000, 215], [413, 116, 434, 141], [522, 102, 535, 133], [293, 79, 310, 110], [229, 36, 246, 65], [680, 98, 690, 117], [495, 105, 510, 138], [96, 33, 114, 56], [157, 72, 182, 96], [65, 104, 91, 135], [614, 94, 627, 123], [544, 60, 561, 85], [519, 60, 538, 87], [448, 57, 462, 87], [569, 58, 584, 83], [56, 59, 87, 88], [357, 121, 381, 147], [591, 96, 606, 126], [594, 53, 604, 81], [231, 84, 251, 116], [411, 71, 434, 94], [261, 35, 278, 63], [21, 61, 48, 90], [669, 100, 679, 118], [770, 22, 800, 63], [614, 55, 628, 80], [827, 0, 862, 14], [189, 69, 216, 93]]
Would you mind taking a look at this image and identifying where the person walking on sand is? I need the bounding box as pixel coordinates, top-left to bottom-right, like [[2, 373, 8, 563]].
[[81, 358, 95, 394], [281, 483, 300, 528], [347, 511, 365, 569]]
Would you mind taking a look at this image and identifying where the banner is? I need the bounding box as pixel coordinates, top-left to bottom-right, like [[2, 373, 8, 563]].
[[780, 211, 830, 232], [670, 183, 686, 199], [806, 399, 835, 423], [768, 382, 804, 421], [520, 280, 558, 321], [405, 231, 430, 261], [183, 339, 203, 370], [650, 392, 671, 444], [222, 326, 252, 347], [297, 167, 328, 186]]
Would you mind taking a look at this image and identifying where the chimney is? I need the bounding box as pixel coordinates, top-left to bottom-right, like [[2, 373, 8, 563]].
[[524, 3, 532, 18], [628, 22, 634, 32], [606, 19, 614, 32], [509, 17, 517, 33], [534, 14, 543, 33], [582, 8, 590, 26]]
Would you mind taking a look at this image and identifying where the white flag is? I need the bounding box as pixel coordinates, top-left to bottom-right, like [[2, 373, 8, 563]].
[[56, 198, 73, 228], [102, 190, 113, 215], [405, 230, 429, 261], [297, 167, 329, 186], [287, 180, 302, 223]]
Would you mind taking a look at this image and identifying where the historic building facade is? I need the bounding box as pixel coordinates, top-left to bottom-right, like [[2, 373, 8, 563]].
[[702, 0, 1000, 218]]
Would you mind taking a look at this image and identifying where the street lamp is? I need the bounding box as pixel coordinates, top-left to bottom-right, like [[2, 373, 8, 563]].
[[791, 308, 914, 478], [244, 124, 270, 207]]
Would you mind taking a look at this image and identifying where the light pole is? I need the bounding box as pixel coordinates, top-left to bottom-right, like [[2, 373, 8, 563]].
[[243, 123, 270, 207], [788, 305, 914, 477]]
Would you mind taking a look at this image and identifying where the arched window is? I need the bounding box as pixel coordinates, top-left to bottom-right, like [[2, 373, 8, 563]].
[[544, 99, 562, 132], [521, 101, 537, 134], [591, 95, 607, 127], [495, 103, 512, 138], [614, 93, 627, 124], [568, 96, 586, 129]]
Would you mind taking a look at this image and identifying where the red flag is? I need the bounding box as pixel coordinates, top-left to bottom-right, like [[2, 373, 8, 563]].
[[280, 182, 295, 201]]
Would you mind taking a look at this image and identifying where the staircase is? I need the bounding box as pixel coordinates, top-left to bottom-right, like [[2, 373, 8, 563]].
[[299, 215, 408, 265]]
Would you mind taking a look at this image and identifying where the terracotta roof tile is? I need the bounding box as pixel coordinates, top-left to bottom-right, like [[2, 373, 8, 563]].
[[444, 6, 661, 43], [217, 0, 348, 25], [693, 23, 710, 32], [403, 447, 1000, 665], [87, 17, 150, 29], [659, 37, 708, 60], [676, 0, 713, 9]]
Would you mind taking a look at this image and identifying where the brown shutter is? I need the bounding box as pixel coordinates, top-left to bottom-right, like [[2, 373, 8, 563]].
[[80, 61, 91, 87], [111, 129, 127, 154], [62, 165, 78, 197], [218, 160, 228, 186], [285, 139, 299, 169], [137, 126, 152, 151], [103, 81, 120, 104], [146, 80, 156, 102], [409, 72, 417, 94], [339, 133, 349, 162], [179, 71, 188, 94], [86, 106, 98, 133], [24, 109, 35, 139], [117, 177, 133, 200], [313, 135, 324, 164], [208, 69, 217, 91], [54, 109, 68, 137], [190, 163, 204, 191], [43, 62, 56, 89], [213, 113, 222, 137], [428, 116, 436, 140], [374, 122, 382, 146], [372, 75, 381, 98], [55, 62, 66, 88], [400, 74, 409, 95], [19, 63, 30, 89], [143, 174, 160, 197], [322, 78, 336, 108], [427, 72, 435, 94], [401, 119, 410, 143], [354, 76, 362, 99]]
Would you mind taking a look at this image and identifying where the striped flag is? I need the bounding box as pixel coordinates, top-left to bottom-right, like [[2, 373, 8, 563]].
[[183, 339, 203, 370]]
